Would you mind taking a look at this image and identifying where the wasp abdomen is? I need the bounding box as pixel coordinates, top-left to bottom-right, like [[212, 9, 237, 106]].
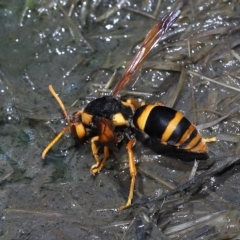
[[133, 105, 208, 153]]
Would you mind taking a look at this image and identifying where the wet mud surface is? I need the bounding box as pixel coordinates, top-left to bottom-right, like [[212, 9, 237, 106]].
[[1, 1, 240, 239]]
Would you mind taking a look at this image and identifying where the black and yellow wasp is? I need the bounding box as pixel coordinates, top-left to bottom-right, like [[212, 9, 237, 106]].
[[42, 9, 208, 209]]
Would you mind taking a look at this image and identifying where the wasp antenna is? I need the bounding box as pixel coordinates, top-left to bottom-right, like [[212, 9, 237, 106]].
[[111, 9, 181, 97], [49, 85, 71, 126], [42, 126, 70, 159], [42, 86, 72, 159]]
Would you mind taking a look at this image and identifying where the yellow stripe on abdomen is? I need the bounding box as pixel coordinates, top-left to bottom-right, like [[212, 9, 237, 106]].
[[161, 111, 184, 142], [136, 105, 156, 131]]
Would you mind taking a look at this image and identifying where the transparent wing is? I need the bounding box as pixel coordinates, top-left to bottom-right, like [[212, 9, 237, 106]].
[[111, 9, 181, 97]]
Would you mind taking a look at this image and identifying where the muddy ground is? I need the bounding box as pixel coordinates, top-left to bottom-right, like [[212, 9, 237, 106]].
[[1, 1, 240, 239]]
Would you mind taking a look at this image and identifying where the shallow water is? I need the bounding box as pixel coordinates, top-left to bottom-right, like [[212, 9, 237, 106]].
[[1, 1, 240, 239]]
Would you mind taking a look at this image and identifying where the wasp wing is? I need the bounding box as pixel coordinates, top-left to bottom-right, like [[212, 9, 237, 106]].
[[111, 9, 181, 97]]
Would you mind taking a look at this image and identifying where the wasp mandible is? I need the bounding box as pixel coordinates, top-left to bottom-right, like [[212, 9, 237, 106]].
[[42, 9, 208, 209]]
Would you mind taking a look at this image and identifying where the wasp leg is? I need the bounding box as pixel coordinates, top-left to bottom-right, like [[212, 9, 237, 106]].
[[122, 98, 140, 108], [153, 102, 164, 106], [119, 138, 136, 210], [91, 147, 109, 175], [123, 99, 164, 109], [90, 136, 110, 174], [121, 98, 147, 112], [42, 126, 70, 159], [203, 137, 217, 143]]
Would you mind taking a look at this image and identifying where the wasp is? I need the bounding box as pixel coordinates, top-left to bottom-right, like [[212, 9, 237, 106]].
[[42, 9, 209, 209]]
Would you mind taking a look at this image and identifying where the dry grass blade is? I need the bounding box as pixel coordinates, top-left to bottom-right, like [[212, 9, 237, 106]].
[[57, 3, 94, 52], [231, 49, 240, 62], [164, 211, 227, 235], [138, 167, 176, 190], [167, 68, 187, 108], [143, 60, 182, 72], [79, 1, 89, 26], [95, 0, 127, 22], [104, 70, 117, 89], [124, 7, 157, 20], [191, 45, 215, 63], [188, 160, 198, 180], [216, 134, 240, 143], [191, 26, 230, 40], [19, 3, 28, 26], [0, 171, 13, 183], [196, 106, 240, 131], [153, 0, 162, 17], [5, 208, 63, 217], [188, 70, 240, 93], [63, 58, 85, 78], [91, 33, 132, 39], [96, 88, 153, 97]]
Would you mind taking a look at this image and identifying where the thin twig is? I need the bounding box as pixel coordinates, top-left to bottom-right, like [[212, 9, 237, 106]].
[[188, 70, 240, 93]]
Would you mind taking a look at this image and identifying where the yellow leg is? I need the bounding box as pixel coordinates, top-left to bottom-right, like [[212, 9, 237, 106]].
[[122, 98, 142, 111], [90, 136, 101, 170], [119, 138, 137, 210], [126, 98, 141, 108], [121, 98, 147, 111], [91, 147, 109, 174], [90, 136, 110, 174], [154, 102, 164, 106], [203, 137, 217, 143]]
